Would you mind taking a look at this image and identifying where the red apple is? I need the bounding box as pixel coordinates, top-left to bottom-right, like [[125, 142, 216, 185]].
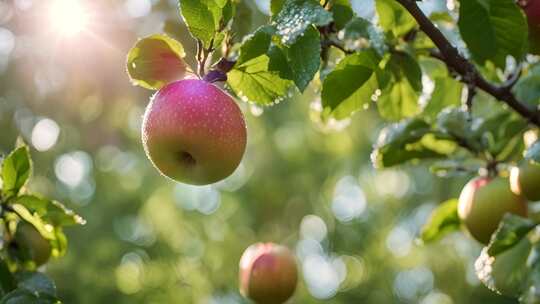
[[458, 176, 528, 244], [239, 243, 298, 304], [510, 161, 540, 201], [142, 79, 247, 185]]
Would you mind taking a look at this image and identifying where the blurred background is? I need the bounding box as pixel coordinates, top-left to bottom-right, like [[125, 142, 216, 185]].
[[0, 0, 519, 303]]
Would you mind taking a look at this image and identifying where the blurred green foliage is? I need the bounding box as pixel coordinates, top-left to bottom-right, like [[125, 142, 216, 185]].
[[0, 0, 521, 303]]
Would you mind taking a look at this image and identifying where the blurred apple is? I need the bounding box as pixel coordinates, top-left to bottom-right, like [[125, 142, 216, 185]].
[[142, 79, 247, 185], [511, 161, 540, 201], [239, 243, 298, 304], [458, 176, 528, 244]]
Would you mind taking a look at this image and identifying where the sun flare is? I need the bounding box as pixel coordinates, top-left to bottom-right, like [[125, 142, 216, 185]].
[[49, 0, 90, 37]]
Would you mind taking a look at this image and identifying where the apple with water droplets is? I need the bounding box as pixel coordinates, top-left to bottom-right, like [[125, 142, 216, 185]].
[[239, 243, 298, 304], [458, 176, 528, 244], [142, 79, 247, 185]]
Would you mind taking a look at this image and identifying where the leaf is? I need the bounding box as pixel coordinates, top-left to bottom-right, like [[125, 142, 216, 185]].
[[273, 0, 332, 45], [422, 78, 463, 120], [343, 17, 387, 56], [330, 0, 353, 30], [13, 196, 85, 227], [526, 141, 540, 164], [377, 52, 422, 121], [420, 199, 461, 243], [1, 289, 39, 304], [2, 146, 31, 198], [375, 0, 416, 37], [11, 204, 55, 240], [228, 56, 293, 105], [126, 34, 189, 90], [285, 26, 321, 91], [474, 214, 537, 297], [0, 260, 15, 297], [371, 118, 456, 168], [321, 49, 381, 119], [513, 65, 540, 106], [228, 27, 294, 105], [179, 0, 217, 47], [15, 272, 57, 297], [270, 0, 286, 15], [436, 107, 472, 140], [458, 0, 528, 68]]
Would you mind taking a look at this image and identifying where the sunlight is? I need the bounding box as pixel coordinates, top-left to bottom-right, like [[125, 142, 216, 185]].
[[48, 0, 90, 37]]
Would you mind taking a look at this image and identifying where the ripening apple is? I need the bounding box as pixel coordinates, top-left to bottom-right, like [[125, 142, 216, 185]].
[[510, 161, 540, 201], [239, 243, 298, 304], [520, 0, 540, 53], [142, 79, 247, 185], [458, 176, 528, 244], [15, 222, 51, 266]]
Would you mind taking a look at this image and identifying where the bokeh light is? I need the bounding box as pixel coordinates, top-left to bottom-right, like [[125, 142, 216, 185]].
[[48, 0, 90, 37]]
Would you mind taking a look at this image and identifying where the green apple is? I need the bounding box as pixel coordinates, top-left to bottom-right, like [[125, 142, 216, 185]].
[[15, 222, 51, 266], [511, 161, 540, 201], [239, 243, 298, 304], [142, 79, 247, 185], [458, 176, 528, 244]]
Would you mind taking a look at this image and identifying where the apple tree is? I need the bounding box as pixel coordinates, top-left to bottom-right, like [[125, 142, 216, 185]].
[[125, 0, 540, 302]]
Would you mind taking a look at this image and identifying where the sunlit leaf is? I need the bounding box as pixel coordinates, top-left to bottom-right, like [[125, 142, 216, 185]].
[[420, 199, 461, 243], [1, 146, 31, 198]]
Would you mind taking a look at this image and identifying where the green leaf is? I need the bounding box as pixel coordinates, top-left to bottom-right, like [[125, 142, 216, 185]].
[[525, 141, 540, 164], [1, 289, 39, 304], [11, 204, 55, 240], [474, 214, 536, 297], [321, 49, 381, 119], [377, 52, 422, 121], [126, 34, 189, 90], [343, 17, 387, 56], [270, 0, 286, 15], [436, 107, 472, 140], [0, 260, 15, 297], [513, 65, 540, 106], [371, 118, 456, 168], [420, 199, 461, 243], [273, 0, 332, 45], [228, 26, 294, 105], [375, 0, 416, 37], [330, 0, 353, 30], [179, 0, 217, 47], [285, 26, 321, 92], [2, 146, 31, 197], [15, 272, 57, 297], [228, 56, 293, 105], [422, 78, 462, 120], [13, 196, 85, 227], [458, 0, 528, 68]]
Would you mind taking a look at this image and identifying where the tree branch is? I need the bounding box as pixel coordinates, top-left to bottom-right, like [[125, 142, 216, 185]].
[[395, 0, 540, 126]]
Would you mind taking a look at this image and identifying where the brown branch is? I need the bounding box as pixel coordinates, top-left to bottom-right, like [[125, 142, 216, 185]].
[[395, 0, 540, 126]]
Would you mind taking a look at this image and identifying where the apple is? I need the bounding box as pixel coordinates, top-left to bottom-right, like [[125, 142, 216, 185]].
[[510, 161, 540, 201], [239, 243, 298, 304], [15, 222, 51, 266], [458, 176, 528, 244], [142, 79, 247, 185], [520, 0, 540, 54]]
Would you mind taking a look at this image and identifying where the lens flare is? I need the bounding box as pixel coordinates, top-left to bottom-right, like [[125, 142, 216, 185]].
[[49, 0, 89, 37]]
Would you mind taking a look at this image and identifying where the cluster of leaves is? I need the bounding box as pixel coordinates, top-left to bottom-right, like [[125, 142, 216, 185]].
[[124, 0, 540, 301], [0, 145, 85, 303]]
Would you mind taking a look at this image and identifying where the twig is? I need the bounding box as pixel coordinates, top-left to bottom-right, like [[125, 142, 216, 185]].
[[395, 0, 540, 126]]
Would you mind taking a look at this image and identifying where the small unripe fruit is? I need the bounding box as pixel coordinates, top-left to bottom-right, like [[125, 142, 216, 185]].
[[239, 243, 298, 304], [510, 161, 540, 201], [142, 79, 247, 185], [458, 177, 528, 244], [15, 222, 51, 266]]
